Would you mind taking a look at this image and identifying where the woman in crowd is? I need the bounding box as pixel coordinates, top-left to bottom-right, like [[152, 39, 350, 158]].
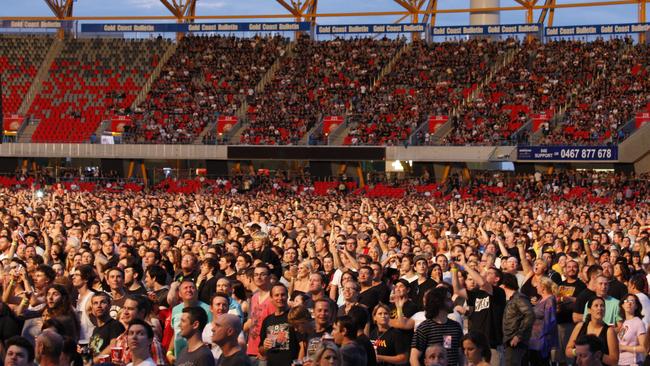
[[370, 303, 408, 365], [528, 277, 558, 366], [461, 331, 491, 366], [305, 342, 342, 366], [566, 297, 619, 365], [290, 261, 313, 297], [618, 294, 647, 366]]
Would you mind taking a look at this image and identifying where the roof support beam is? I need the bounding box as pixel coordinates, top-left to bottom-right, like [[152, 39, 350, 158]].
[[538, 0, 554, 24], [160, 0, 181, 18], [275, 0, 302, 18], [421, 0, 438, 26], [394, 0, 419, 14]]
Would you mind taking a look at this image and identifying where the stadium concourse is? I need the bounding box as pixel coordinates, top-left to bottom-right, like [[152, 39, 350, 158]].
[[2, 34, 649, 146], [0, 167, 648, 366]]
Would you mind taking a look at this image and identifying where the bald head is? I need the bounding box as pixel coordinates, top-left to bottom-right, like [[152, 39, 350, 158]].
[[220, 313, 241, 334], [36, 329, 63, 363], [211, 313, 241, 346]]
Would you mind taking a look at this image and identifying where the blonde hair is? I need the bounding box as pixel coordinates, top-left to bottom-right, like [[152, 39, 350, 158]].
[[311, 342, 341, 363], [539, 276, 557, 296]]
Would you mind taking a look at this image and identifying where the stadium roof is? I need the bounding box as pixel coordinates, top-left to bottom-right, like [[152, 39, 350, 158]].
[[0, 0, 645, 28]]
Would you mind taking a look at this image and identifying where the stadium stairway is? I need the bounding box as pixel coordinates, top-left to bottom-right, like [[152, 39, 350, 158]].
[[227, 41, 297, 144], [130, 41, 178, 110], [328, 117, 350, 145], [446, 45, 520, 142], [299, 113, 323, 144], [17, 39, 63, 116], [530, 68, 606, 144], [372, 42, 411, 89], [17, 118, 39, 142]]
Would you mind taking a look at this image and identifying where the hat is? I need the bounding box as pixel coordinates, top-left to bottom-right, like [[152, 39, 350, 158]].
[[394, 278, 411, 289], [414, 254, 428, 264]]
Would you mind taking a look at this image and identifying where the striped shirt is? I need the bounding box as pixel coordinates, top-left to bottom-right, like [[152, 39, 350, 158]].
[[410, 318, 463, 366]]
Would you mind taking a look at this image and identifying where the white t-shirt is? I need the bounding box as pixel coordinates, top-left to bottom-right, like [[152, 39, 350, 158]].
[[77, 291, 95, 343], [126, 357, 156, 366], [635, 292, 650, 328]]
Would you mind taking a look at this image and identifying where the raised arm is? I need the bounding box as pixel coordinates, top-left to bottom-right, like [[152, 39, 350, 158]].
[[517, 241, 533, 278]]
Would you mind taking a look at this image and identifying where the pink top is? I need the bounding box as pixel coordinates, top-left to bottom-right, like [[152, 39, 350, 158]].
[[246, 290, 275, 356]]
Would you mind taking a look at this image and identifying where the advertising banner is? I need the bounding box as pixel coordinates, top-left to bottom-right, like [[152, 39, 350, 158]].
[[517, 146, 618, 161]]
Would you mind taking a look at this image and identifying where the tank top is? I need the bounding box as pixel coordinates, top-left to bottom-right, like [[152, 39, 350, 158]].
[[577, 322, 609, 355]]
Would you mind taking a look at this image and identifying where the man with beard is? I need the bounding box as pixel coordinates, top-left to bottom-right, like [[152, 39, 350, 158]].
[[125, 258, 147, 296], [410, 287, 463, 366], [555, 259, 586, 365]]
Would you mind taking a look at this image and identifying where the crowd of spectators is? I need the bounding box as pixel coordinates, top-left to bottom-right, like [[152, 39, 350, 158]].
[[347, 38, 508, 146], [124, 35, 288, 144], [0, 169, 648, 366], [539, 40, 650, 145], [240, 36, 402, 145], [444, 38, 646, 146]]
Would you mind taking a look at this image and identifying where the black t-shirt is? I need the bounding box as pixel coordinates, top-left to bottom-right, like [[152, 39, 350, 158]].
[[218, 349, 252, 366], [357, 334, 378, 366], [198, 275, 219, 304], [176, 344, 215, 366], [388, 300, 419, 340], [374, 282, 391, 306], [359, 285, 383, 312], [89, 318, 125, 355], [467, 287, 506, 348], [573, 288, 596, 318], [252, 246, 282, 278], [127, 284, 148, 297], [259, 311, 299, 366], [109, 295, 128, 320], [411, 278, 436, 310], [608, 279, 627, 300], [370, 327, 409, 366], [557, 278, 587, 324]]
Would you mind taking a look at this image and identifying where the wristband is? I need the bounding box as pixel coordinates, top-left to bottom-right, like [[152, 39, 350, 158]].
[[572, 348, 576, 357], [20, 298, 29, 306]]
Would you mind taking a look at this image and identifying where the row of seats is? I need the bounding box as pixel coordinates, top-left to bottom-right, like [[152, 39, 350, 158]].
[[125, 35, 288, 144], [29, 38, 169, 142], [0, 36, 53, 115], [241, 36, 404, 145]]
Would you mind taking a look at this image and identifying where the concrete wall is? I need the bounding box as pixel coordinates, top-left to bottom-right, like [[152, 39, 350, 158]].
[[0, 143, 227, 160]]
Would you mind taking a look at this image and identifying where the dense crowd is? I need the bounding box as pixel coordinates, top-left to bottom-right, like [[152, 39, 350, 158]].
[[0, 170, 648, 366], [124, 35, 288, 144], [241, 36, 402, 145], [538, 40, 650, 145], [347, 38, 506, 146]]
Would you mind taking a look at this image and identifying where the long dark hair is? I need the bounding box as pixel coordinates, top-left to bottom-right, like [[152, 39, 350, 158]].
[[462, 331, 492, 362], [45, 284, 74, 317]]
